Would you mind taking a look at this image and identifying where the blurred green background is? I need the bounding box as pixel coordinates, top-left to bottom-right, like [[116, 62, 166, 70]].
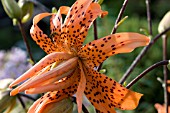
[[0, 0, 170, 113]]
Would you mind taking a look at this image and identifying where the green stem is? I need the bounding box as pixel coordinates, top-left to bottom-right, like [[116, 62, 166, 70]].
[[126, 60, 169, 89], [119, 26, 170, 84], [18, 20, 35, 64], [162, 35, 169, 113], [111, 0, 129, 34]]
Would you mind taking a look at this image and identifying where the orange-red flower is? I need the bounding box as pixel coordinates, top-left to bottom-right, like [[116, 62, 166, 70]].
[[9, 0, 150, 113]]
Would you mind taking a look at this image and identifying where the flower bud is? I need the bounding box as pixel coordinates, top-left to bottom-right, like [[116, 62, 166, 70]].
[[0, 79, 17, 112], [42, 98, 73, 113], [99, 69, 106, 74], [1, 0, 22, 19], [0, 90, 17, 113], [167, 60, 170, 71], [52, 7, 58, 13], [158, 11, 170, 36], [18, 0, 34, 23], [98, 0, 104, 4]]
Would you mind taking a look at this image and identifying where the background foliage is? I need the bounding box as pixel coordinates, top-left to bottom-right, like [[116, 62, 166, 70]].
[[0, 0, 169, 113]]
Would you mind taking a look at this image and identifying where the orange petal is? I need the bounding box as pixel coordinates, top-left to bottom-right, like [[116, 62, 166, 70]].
[[16, 57, 78, 92], [10, 64, 52, 96], [28, 91, 67, 113], [50, 6, 70, 51], [9, 52, 73, 88], [25, 68, 79, 94], [62, 0, 105, 51], [76, 61, 86, 113], [84, 67, 143, 112], [63, 0, 92, 29], [28, 74, 80, 113], [30, 13, 57, 54], [62, 0, 92, 52], [79, 32, 150, 68]]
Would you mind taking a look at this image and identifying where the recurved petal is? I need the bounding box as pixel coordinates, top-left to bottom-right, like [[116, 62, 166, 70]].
[[28, 91, 68, 113], [10, 64, 52, 96], [12, 57, 78, 94], [25, 68, 79, 94], [84, 67, 143, 112], [28, 74, 80, 113], [76, 61, 86, 113], [9, 52, 73, 88], [62, 0, 107, 51], [30, 13, 57, 54], [79, 32, 150, 68], [50, 6, 70, 51], [41, 98, 73, 113]]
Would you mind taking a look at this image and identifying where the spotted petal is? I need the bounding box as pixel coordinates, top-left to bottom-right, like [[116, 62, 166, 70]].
[[28, 73, 80, 113], [30, 13, 56, 54], [62, 0, 107, 51], [10, 57, 78, 96], [9, 52, 74, 89], [84, 67, 143, 112], [50, 6, 70, 52], [25, 68, 79, 94], [78, 32, 150, 68], [10, 64, 52, 96], [76, 61, 86, 113]]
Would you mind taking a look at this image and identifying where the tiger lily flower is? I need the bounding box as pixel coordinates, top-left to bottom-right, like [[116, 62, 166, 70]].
[[9, 0, 150, 112]]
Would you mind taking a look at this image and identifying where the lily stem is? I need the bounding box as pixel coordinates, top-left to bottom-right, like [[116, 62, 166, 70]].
[[72, 96, 89, 113], [145, 0, 152, 35], [93, 20, 103, 71], [119, 26, 170, 84], [18, 20, 35, 64], [126, 60, 169, 89], [93, 20, 98, 40], [162, 35, 169, 113], [111, 0, 129, 34]]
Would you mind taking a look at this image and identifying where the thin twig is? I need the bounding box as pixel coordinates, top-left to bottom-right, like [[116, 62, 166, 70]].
[[126, 60, 169, 89], [162, 35, 169, 113], [111, 0, 129, 34], [19, 93, 36, 101], [93, 20, 98, 40], [17, 95, 26, 111], [145, 0, 152, 35], [18, 20, 35, 64], [119, 26, 170, 84], [72, 96, 89, 113]]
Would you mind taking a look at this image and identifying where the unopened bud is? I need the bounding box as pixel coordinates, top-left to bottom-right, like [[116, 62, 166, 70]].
[[1, 0, 22, 19], [0, 90, 16, 113], [158, 11, 170, 36], [167, 60, 170, 71], [98, 0, 104, 4], [52, 7, 58, 13], [42, 98, 73, 113], [99, 69, 106, 74], [18, 0, 34, 23]]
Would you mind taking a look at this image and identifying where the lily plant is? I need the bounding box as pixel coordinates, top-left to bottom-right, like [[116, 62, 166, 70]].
[[9, 0, 150, 112]]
